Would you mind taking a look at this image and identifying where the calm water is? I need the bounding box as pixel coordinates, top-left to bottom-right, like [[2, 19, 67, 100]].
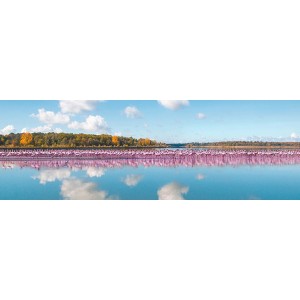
[[1, 158, 300, 199]]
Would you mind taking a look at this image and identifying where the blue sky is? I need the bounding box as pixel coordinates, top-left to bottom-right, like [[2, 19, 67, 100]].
[[0, 100, 300, 143]]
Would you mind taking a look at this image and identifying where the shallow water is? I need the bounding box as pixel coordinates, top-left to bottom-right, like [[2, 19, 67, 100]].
[[1, 157, 300, 199]]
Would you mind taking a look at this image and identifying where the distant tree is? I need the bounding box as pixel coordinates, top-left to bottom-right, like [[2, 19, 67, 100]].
[[0, 132, 164, 148], [20, 132, 33, 146], [112, 135, 119, 146]]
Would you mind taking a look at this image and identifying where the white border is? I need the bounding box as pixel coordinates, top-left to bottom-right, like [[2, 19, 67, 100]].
[[1, 0, 300, 299], [1, 200, 300, 300], [0, 0, 300, 100]]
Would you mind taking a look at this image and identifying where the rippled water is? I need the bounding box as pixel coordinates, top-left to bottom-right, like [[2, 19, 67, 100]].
[[1, 153, 300, 199]]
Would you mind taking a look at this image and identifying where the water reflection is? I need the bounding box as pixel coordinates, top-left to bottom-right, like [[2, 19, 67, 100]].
[[1, 153, 300, 199], [157, 182, 189, 200], [196, 174, 205, 180], [84, 167, 106, 178], [122, 174, 143, 187], [33, 168, 71, 184], [2, 151, 300, 170], [61, 178, 117, 200]]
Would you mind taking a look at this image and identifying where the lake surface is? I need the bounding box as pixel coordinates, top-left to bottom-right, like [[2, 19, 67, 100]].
[[1, 153, 300, 199]]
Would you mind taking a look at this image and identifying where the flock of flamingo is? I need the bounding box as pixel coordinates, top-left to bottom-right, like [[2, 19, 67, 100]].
[[1, 149, 300, 169]]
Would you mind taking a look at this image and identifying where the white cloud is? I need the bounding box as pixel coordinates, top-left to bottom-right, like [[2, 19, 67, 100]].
[[196, 112, 206, 119], [61, 178, 113, 200], [114, 132, 122, 136], [291, 132, 299, 139], [53, 128, 63, 133], [122, 174, 143, 187], [32, 109, 70, 124], [25, 125, 63, 133], [85, 167, 106, 178], [0, 125, 15, 135], [196, 174, 205, 180], [68, 115, 109, 133], [33, 168, 71, 185], [157, 100, 189, 110], [157, 182, 189, 200], [60, 100, 102, 114], [31, 125, 52, 132], [124, 106, 142, 118]]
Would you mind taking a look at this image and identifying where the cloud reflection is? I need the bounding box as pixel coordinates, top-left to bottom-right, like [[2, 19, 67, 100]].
[[196, 174, 205, 180], [157, 182, 189, 200], [33, 168, 71, 184], [61, 178, 116, 200], [122, 174, 143, 187], [84, 167, 106, 178]]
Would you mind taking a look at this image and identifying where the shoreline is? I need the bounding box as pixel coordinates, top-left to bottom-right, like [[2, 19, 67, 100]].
[[188, 146, 300, 149], [1, 148, 300, 161], [1, 145, 300, 150], [2, 152, 300, 168], [0, 146, 168, 151]]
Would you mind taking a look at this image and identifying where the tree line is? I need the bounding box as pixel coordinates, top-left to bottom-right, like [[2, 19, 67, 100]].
[[0, 132, 166, 148]]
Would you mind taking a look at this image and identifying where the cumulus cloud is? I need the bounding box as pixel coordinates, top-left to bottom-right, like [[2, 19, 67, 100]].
[[122, 174, 143, 187], [124, 106, 142, 118], [68, 115, 109, 133], [157, 100, 189, 110], [61, 178, 114, 200], [157, 182, 189, 200], [53, 128, 63, 133], [291, 132, 299, 139], [32, 109, 70, 125], [31, 125, 52, 133], [33, 168, 71, 185], [22, 125, 63, 133], [0, 125, 15, 135], [196, 112, 206, 119], [59, 100, 103, 114], [84, 167, 106, 178]]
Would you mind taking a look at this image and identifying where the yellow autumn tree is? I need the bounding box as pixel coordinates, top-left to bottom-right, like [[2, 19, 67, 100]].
[[144, 138, 151, 146], [138, 138, 144, 146], [112, 135, 119, 146], [20, 132, 33, 146]]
